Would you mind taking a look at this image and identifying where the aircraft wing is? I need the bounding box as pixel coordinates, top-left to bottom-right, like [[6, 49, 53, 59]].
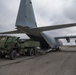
[[55, 35, 76, 43], [32, 23, 76, 32], [55, 35, 76, 39], [0, 30, 24, 34]]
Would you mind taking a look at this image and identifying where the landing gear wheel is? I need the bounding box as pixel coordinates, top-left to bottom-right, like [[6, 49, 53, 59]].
[[10, 50, 17, 60], [56, 47, 61, 51]]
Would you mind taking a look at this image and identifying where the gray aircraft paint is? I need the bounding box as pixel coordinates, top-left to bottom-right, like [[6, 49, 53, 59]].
[[16, 0, 37, 28], [41, 32, 62, 48]]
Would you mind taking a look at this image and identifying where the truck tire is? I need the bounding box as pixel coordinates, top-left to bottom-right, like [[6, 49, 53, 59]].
[[34, 49, 38, 55], [28, 48, 34, 56], [10, 50, 17, 60]]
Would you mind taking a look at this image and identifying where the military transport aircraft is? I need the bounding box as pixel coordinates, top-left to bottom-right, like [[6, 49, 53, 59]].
[[0, 0, 76, 50]]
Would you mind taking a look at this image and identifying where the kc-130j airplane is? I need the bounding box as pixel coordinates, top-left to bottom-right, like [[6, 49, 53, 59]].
[[1, 0, 76, 50]]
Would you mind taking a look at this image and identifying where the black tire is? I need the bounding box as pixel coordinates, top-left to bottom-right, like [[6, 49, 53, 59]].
[[28, 48, 35, 56], [34, 49, 38, 55], [9, 50, 17, 60]]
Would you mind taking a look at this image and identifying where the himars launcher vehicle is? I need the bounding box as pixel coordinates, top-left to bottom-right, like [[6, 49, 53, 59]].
[[0, 36, 39, 59], [0, 0, 76, 50]]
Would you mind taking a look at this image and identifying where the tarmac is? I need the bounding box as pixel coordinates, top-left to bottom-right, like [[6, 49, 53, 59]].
[[0, 46, 76, 75]]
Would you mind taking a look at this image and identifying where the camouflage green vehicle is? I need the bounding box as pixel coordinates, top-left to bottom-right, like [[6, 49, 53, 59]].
[[0, 36, 40, 60]]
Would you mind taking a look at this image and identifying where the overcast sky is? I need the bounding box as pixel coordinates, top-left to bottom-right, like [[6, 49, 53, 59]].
[[0, 0, 76, 45]]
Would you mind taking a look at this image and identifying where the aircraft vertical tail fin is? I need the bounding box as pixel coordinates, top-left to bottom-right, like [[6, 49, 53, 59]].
[[16, 0, 37, 28]]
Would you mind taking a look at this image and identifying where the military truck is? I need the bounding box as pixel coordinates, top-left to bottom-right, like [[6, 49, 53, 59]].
[[0, 36, 40, 60]]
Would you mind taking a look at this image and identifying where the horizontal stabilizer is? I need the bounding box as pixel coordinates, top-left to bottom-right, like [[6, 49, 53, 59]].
[[32, 23, 76, 32], [0, 30, 24, 34]]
